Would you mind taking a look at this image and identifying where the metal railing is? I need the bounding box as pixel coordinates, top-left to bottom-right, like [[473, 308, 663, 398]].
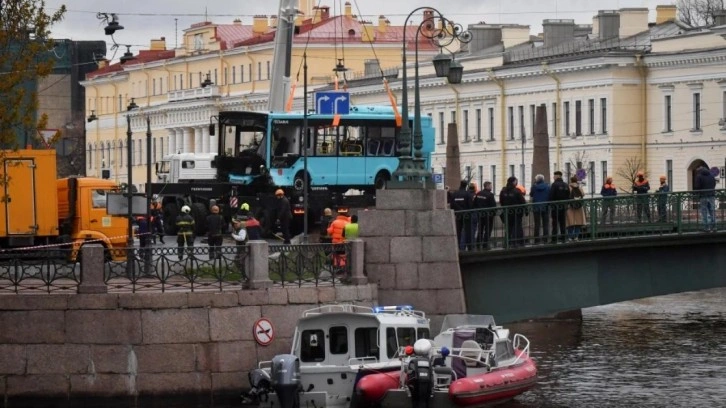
[[0, 240, 355, 294], [455, 189, 726, 251]]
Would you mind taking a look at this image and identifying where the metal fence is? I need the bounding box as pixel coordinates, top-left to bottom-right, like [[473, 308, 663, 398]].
[[0, 241, 353, 294], [455, 190, 726, 251]]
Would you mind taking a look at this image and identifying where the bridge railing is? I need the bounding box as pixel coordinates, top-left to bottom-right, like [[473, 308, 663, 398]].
[[455, 189, 726, 251]]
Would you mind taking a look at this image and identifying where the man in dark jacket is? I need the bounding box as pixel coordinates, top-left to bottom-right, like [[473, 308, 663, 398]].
[[548, 171, 570, 243], [500, 176, 526, 247], [694, 166, 717, 231], [473, 181, 497, 249], [530, 174, 551, 244], [205, 205, 226, 260], [632, 171, 651, 223], [274, 189, 292, 243], [450, 180, 473, 250]]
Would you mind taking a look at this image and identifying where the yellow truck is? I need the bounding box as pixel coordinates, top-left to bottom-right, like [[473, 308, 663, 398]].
[[0, 149, 128, 260]]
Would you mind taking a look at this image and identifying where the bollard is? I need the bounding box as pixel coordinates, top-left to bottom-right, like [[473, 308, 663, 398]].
[[248, 240, 272, 289], [349, 239, 367, 285], [78, 244, 108, 294]]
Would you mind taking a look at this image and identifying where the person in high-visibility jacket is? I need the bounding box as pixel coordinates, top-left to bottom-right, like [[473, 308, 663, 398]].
[[327, 210, 350, 244], [343, 215, 359, 240], [175, 205, 195, 260]]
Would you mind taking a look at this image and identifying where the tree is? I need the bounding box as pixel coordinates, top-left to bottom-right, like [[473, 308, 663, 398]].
[[0, 1, 67, 149], [616, 156, 645, 194], [677, 0, 724, 27]]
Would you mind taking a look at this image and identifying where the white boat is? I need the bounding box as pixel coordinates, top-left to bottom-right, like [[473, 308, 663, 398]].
[[245, 304, 431, 408]]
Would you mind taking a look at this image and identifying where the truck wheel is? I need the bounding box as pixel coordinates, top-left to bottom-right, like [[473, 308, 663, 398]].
[[293, 171, 310, 192], [374, 171, 390, 190], [191, 202, 209, 236], [163, 203, 179, 235]]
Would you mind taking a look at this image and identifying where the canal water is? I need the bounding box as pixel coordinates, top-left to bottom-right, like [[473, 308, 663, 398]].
[[10, 288, 726, 407]]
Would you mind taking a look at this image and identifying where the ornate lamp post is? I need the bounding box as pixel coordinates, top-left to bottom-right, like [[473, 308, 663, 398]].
[[391, 7, 471, 188]]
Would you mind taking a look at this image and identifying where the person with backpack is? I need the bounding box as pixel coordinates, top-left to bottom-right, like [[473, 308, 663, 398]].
[[566, 177, 587, 241]]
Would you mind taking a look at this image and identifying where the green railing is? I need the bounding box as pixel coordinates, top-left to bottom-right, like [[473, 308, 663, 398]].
[[455, 189, 726, 251]]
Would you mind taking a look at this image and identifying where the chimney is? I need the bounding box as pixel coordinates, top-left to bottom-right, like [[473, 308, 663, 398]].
[[501, 25, 530, 48], [270, 15, 278, 28], [312, 6, 322, 24], [150, 37, 166, 50], [619, 8, 648, 38], [715, 10, 726, 26], [364, 59, 380, 77], [97, 58, 108, 69], [592, 14, 599, 37], [360, 21, 375, 42], [574, 24, 592, 38], [252, 15, 268, 34], [466, 23, 502, 53], [233, 18, 242, 26], [542, 19, 575, 47], [344, 1, 352, 17], [597, 10, 620, 40], [320, 6, 330, 21], [378, 15, 388, 33], [656, 5, 677, 24]]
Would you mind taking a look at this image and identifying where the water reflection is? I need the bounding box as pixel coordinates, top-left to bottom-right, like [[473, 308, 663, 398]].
[[509, 288, 726, 408]]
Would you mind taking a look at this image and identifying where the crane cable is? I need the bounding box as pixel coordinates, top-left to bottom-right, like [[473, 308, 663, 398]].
[[352, 0, 401, 126], [286, 0, 325, 112]]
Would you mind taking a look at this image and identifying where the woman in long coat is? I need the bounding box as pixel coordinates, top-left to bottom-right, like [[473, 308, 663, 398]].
[[566, 176, 587, 241]]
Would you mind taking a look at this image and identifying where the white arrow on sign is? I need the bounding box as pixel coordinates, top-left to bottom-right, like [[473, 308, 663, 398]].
[[333, 95, 348, 114], [317, 95, 330, 113]]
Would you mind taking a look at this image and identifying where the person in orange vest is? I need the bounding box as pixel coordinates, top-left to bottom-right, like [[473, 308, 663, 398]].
[[327, 209, 350, 270], [600, 176, 617, 224]]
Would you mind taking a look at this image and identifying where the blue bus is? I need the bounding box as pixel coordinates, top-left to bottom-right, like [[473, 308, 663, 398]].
[[212, 106, 435, 194]]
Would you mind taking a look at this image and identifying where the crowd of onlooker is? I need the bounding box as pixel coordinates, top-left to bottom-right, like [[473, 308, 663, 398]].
[[448, 166, 719, 250]]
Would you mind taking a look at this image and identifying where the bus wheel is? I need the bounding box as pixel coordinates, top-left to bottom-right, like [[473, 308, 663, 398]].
[[293, 171, 310, 192], [374, 171, 390, 190]]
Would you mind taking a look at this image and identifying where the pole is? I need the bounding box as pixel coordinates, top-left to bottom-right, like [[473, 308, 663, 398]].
[[145, 117, 152, 273], [303, 52, 309, 243], [126, 113, 134, 278]]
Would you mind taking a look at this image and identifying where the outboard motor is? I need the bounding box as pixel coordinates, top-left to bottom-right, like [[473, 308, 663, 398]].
[[406, 357, 432, 408], [243, 368, 272, 404], [271, 354, 301, 408]]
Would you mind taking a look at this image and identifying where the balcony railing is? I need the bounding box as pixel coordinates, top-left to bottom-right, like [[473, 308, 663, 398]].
[[167, 86, 219, 102]]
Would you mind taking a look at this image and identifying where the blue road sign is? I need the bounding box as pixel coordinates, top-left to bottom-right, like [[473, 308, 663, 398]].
[[315, 91, 350, 115], [432, 173, 443, 183]]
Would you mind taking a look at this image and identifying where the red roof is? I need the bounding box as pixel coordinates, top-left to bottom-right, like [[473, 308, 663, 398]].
[[86, 49, 175, 80]]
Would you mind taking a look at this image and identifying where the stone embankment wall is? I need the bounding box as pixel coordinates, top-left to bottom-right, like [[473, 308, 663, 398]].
[[0, 285, 376, 399]]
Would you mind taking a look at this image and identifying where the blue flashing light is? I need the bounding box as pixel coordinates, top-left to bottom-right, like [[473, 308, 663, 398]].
[[374, 305, 414, 313], [440, 347, 450, 358]]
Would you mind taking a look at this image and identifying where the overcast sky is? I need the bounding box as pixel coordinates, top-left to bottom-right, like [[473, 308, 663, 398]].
[[43, 0, 665, 60]]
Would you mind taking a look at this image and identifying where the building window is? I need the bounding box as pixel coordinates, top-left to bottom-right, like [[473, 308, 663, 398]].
[[450, 110, 456, 123], [223, 67, 227, 85], [214, 68, 218, 85], [241, 65, 245, 82], [665, 95, 672, 132], [465, 165, 471, 182], [564, 101, 570, 135], [601, 161, 608, 189], [600, 98, 607, 134], [257, 62, 262, 80], [529, 104, 536, 139], [266, 61, 271, 79], [152, 78, 156, 95], [476, 109, 482, 141], [589, 161, 595, 196], [518, 105, 525, 140], [693, 92, 701, 131], [188, 73, 192, 88], [508, 107, 514, 140], [232, 66, 236, 84], [509, 164, 515, 178], [194, 33, 203, 50], [666, 160, 673, 187], [488, 107, 494, 141], [551, 102, 557, 138], [565, 162, 572, 181], [248, 64, 252, 81], [575, 100, 582, 136], [490, 165, 497, 192], [588, 99, 594, 135], [438, 112, 445, 144], [722, 91, 726, 123], [478, 165, 483, 190], [463, 110, 469, 142]]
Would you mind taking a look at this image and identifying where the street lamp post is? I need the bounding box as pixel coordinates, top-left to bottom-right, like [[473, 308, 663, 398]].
[[126, 99, 138, 280], [391, 7, 470, 189]]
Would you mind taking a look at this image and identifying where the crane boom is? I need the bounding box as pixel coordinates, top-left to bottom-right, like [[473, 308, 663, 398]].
[[267, 0, 298, 113]]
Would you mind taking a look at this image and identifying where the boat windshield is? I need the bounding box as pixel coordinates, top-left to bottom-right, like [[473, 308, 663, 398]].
[[440, 314, 496, 332]]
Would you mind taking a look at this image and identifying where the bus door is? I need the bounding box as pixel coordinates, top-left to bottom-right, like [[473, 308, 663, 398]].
[[336, 125, 365, 186]]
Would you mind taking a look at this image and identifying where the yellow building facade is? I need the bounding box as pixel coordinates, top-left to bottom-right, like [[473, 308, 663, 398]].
[[348, 5, 726, 194], [82, 2, 435, 190]]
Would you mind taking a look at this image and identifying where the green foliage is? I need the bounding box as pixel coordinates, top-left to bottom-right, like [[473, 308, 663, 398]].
[[0, 1, 66, 148]]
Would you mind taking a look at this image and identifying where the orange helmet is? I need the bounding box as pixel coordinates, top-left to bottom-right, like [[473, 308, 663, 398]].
[[275, 189, 284, 196]]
